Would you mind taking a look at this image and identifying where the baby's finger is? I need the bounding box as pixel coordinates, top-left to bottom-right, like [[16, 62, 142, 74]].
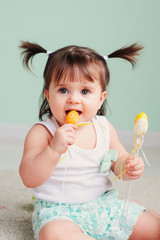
[[127, 169, 144, 179], [127, 159, 144, 170], [125, 157, 134, 165], [67, 123, 78, 129], [63, 124, 78, 130], [127, 167, 143, 174], [67, 136, 76, 145]]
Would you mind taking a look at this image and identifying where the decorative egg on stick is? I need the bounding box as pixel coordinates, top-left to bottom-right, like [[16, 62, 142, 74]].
[[58, 111, 79, 215], [119, 112, 149, 227], [59, 111, 79, 163], [112, 112, 149, 182], [134, 112, 148, 136], [132, 112, 150, 165], [66, 110, 79, 125]]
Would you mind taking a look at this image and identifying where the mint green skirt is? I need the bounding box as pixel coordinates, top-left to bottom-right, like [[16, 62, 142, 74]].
[[32, 189, 145, 240]]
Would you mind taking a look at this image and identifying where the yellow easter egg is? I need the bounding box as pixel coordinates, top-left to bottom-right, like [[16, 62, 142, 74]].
[[134, 112, 148, 135], [134, 112, 148, 124], [66, 111, 79, 125]]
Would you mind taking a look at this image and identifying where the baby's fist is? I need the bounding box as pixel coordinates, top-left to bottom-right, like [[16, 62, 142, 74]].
[[126, 156, 144, 180]]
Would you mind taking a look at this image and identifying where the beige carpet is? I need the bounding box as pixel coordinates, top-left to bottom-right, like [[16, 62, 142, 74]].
[[0, 170, 160, 240]]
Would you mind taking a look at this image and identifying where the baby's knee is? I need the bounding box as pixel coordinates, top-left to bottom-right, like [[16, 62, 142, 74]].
[[129, 212, 160, 240], [39, 221, 64, 240], [39, 219, 82, 240]]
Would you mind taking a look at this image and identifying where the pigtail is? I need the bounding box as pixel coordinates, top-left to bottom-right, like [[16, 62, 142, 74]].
[[19, 41, 47, 71], [108, 43, 143, 67]]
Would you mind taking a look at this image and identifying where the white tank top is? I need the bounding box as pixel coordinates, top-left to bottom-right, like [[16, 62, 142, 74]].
[[32, 115, 112, 204]]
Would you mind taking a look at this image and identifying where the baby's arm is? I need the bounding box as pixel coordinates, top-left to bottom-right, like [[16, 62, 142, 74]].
[[109, 122, 144, 180], [19, 123, 77, 188]]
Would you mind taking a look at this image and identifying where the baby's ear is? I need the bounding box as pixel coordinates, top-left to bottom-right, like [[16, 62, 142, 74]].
[[44, 89, 49, 102], [99, 91, 107, 108]]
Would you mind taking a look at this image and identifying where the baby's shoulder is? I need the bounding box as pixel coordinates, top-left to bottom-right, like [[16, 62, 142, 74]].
[[34, 116, 57, 136], [24, 116, 56, 144], [26, 123, 51, 142]]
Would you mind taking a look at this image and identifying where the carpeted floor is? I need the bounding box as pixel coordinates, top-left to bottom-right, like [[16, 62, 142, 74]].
[[0, 170, 33, 240], [0, 170, 160, 240]]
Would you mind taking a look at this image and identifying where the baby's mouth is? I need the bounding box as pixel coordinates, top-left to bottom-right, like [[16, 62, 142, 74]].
[[65, 110, 82, 116]]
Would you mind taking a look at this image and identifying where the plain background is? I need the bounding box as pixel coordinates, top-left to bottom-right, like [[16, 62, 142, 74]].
[[0, 0, 160, 132]]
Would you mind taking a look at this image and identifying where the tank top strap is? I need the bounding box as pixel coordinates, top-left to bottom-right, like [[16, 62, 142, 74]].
[[35, 116, 59, 136]]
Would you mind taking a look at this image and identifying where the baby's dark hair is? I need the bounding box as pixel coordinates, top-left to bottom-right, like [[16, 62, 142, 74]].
[[19, 41, 143, 120]]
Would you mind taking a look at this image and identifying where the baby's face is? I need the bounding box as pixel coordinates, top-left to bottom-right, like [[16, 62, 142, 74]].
[[45, 78, 107, 126]]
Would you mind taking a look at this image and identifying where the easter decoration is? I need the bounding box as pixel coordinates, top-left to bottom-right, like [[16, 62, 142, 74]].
[[114, 112, 150, 227], [66, 110, 79, 125], [59, 111, 79, 164], [58, 110, 80, 216], [112, 112, 149, 182]]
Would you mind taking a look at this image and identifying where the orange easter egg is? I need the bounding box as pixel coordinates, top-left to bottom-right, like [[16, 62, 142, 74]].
[[66, 111, 79, 125]]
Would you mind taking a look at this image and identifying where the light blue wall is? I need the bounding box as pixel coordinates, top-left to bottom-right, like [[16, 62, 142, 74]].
[[1, 0, 160, 131]]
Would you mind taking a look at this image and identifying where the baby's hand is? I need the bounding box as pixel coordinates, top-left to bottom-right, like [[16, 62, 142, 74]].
[[50, 124, 77, 154], [125, 156, 144, 180]]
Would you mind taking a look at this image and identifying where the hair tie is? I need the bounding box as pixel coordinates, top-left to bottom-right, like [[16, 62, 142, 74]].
[[46, 51, 52, 56], [103, 55, 109, 61]]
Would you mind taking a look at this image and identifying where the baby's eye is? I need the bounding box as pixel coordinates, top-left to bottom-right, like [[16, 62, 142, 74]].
[[81, 89, 90, 95], [59, 88, 68, 94]]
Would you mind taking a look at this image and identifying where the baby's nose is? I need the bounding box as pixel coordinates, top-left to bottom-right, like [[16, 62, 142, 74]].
[[68, 93, 80, 104]]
